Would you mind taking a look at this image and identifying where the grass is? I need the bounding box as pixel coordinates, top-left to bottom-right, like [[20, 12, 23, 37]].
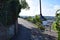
[[52, 22, 57, 32], [33, 24, 38, 28]]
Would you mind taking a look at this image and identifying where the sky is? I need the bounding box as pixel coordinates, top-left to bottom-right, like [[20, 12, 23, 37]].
[[19, 0, 60, 16]]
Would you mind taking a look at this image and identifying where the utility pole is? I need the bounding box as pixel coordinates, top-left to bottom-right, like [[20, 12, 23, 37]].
[[39, 0, 46, 21], [40, 0, 42, 16], [39, 0, 43, 21]]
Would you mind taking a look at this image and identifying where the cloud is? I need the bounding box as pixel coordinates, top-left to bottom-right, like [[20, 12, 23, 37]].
[[19, 0, 60, 16], [42, 4, 54, 16], [53, 5, 60, 14], [42, 4, 60, 16], [19, 0, 40, 16], [54, 5, 60, 11]]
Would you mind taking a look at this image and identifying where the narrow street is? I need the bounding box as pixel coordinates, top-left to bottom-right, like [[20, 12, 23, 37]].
[[11, 18, 58, 40]]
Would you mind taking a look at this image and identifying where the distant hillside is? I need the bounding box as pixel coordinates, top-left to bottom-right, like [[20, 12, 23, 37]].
[[19, 16, 55, 20], [19, 16, 34, 19], [44, 16, 55, 20]]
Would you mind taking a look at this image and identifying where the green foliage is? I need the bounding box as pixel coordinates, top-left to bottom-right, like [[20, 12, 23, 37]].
[[0, 0, 29, 26], [27, 15, 42, 24], [27, 16, 33, 22], [35, 22, 45, 30], [35, 15, 41, 22], [32, 18, 36, 23], [20, 0, 30, 9], [52, 9, 60, 40], [26, 15, 45, 30], [52, 22, 57, 31], [55, 9, 60, 40], [58, 31, 60, 40], [33, 15, 42, 24], [39, 26, 45, 30]]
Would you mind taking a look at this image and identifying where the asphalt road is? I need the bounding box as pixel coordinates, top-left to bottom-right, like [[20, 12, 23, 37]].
[[18, 18, 35, 29], [11, 18, 57, 40]]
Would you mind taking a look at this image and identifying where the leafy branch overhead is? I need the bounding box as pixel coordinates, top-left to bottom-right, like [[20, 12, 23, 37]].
[[0, 0, 30, 26], [20, 0, 30, 9], [53, 9, 60, 40]]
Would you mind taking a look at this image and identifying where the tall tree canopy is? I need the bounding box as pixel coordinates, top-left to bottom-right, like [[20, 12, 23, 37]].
[[54, 9, 60, 40], [0, 0, 29, 26], [20, 0, 29, 9]]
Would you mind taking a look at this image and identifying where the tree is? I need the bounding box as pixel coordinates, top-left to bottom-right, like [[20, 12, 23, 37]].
[[27, 16, 33, 22], [55, 9, 60, 40], [0, 0, 29, 26], [33, 15, 45, 30], [20, 0, 30, 9], [35, 15, 42, 23]]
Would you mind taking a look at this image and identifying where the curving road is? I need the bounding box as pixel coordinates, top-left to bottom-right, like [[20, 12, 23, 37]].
[[11, 18, 57, 40], [18, 18, 35, 29]]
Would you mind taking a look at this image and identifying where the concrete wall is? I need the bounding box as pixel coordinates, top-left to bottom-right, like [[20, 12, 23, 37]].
[[0, 21, 18, 40], [7, 21, 18, 39], [7, 25, 15, 39]]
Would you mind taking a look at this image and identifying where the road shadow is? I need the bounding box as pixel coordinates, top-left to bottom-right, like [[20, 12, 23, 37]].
[[44, 34, 57, 40], [31, 28, 57, 40], [11, 24, 57, 40], [11, 24, 31, 40]]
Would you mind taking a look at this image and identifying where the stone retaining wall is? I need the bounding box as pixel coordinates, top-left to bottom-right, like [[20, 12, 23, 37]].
[[0, 21, 18, 40]]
